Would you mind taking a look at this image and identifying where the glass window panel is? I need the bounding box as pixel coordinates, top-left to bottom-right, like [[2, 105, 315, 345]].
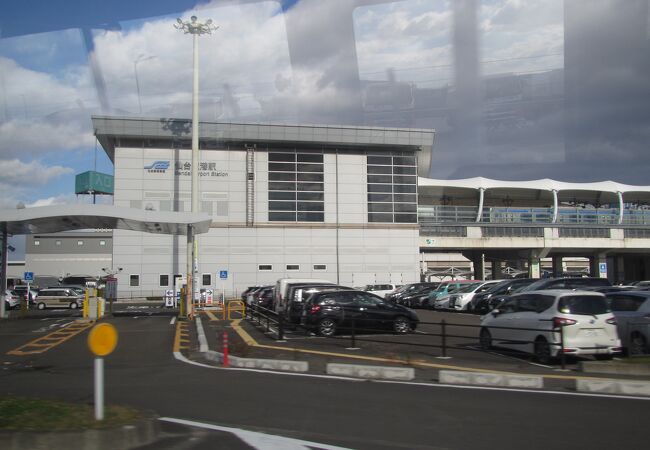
[[393, 175, 417, 184], [297, 173, 324, 182], [394, 213, 418, 223], [313, 264, 327, 271], [269, 182, 296, 191], [368, 213, 394, 223], [129, 275, 140, 287], [298, 192, 324, 201], [297, 202, 324, 211], [269, 201, 296, 211], [269, 172, 296, 181], [269, 191, 296, 200], [393, 184, 417, 193], [269, 162, 296, 171], [269, 212, 297, 221], [368, 193, 393, 202], [393, 166, 416, 175], [286, 264, 300, 271], [367, 175, 392, 184], [367, 156, 392, 165], [367, 183, 392, 193], [159, 275, 169, 287], [367, 165, 392, 174], [297, 163, 323, 173], [202, 274, 212, 286], [394, 203, 417, 213], [393, 194, 416, 203], [297, 182, 324, 191], [368, 203, 393, 213], [269, 153, 295, 162], [297, 212, 324, 222], [393, 156, 416, 166], [297, 154, 323, 163], [258, 264, 273, 271]]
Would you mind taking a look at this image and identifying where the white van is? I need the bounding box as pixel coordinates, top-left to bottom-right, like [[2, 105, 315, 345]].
[[274, 278, 334, 317]]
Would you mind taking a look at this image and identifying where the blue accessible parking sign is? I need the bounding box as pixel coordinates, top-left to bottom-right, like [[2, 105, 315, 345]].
[[220, 270, 228, 280], [24, 272, 34, 282]]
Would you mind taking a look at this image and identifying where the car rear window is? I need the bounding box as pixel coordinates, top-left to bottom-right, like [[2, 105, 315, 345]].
[[557, 295, 610, 315]]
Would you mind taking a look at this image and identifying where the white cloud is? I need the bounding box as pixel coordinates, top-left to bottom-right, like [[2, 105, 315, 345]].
[[0, 159, 73, 185]]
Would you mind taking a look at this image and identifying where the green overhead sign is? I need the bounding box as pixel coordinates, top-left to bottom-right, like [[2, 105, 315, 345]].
[[75, 171, 114, 195]]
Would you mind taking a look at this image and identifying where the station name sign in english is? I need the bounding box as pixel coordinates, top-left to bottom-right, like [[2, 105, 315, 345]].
[[144, 161, 228, 178]]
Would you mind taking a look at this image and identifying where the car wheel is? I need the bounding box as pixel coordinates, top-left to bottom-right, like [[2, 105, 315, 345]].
[[37, 302, 46, 310], [479, 328, 492, 350], [534, 337, 552, 364], [393, 316, 410, 334], [69, 302, 78, 310], [629, 333, 647, 355], [318, 318, 337, 337], [4, 301, 10, 311], [593, 354, 613, 361]]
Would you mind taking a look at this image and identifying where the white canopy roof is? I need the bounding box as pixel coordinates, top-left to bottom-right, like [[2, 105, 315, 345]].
[[418, 177, 650, 207], [0, 205, 212, 235]]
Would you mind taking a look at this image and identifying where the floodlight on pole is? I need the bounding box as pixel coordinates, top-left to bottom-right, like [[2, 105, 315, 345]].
[[174, 15, 217, 319]]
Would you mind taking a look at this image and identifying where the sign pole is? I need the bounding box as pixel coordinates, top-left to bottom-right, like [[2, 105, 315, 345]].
[[94, 357, 104, 420], [88, 323, 118, 422]]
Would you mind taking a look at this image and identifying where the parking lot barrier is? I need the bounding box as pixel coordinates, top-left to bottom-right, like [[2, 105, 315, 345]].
[[227, 300, 245, 320]]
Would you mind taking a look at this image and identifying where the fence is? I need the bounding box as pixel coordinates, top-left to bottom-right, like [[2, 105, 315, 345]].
[[241, 303, 628, 369]]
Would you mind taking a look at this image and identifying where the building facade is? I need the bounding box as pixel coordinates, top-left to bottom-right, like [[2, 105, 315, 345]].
[[94, 117, 434, 298]]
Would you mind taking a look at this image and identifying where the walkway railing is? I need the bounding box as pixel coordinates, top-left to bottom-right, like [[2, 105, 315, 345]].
[[418, 206, 650, 225]]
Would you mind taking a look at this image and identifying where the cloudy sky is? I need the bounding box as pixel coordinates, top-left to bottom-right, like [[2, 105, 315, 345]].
[[1, 0, 649, 256]]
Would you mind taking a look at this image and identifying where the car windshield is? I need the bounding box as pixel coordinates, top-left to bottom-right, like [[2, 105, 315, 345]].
[[557, 295, 610, 315]]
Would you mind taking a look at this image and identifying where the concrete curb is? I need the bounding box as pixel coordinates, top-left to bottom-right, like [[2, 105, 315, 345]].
[[576, 378, 650, 396], [204, 350, 308, 372], [0, 417, 159, 450], [579, 361, 650, 376], [439, 370, 544, 389], [196, 317, 308, 373], [326, 363, 415, 380]]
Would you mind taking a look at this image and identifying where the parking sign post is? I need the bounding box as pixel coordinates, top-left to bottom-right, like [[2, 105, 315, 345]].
[[88, 323, 118, 421], [23, 272, 33, 310]]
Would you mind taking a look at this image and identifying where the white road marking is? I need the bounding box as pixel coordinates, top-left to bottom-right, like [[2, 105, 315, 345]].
[[170, 317, 176, 325], [159, 417, 354, 450]]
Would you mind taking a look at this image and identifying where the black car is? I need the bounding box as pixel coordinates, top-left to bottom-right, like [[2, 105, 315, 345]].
[[301, 290, 419, 336], [249, 286, 274, 309], [519, 277, 612, 292], [285, 284, 352, 324], [470, 278, 537, 314], [397, 286, 439, 308], [388, 282, 439, 303]]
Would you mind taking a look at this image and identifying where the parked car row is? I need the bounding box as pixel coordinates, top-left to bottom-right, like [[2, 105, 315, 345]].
[[3, 284, 88, 310], [242, 279, 419, 337]]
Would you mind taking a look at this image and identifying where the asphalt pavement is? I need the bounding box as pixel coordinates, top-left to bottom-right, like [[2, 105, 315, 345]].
[[1, 306, 649, 450]]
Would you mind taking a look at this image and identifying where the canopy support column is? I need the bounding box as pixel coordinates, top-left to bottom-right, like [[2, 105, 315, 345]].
[[475, 187, 485, 222], [551, 189, 559, 224], [617, 191, 624, 225]]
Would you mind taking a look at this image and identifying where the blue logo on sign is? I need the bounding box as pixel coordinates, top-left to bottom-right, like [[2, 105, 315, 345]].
[[24, 272, 34, 281], [144, 161, 170, 172], [220, 270, 228, 280]]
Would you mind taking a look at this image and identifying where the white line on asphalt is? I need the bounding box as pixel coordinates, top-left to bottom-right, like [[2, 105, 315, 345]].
[[159, 417, 354, 450], [170, 317, 176, 325]]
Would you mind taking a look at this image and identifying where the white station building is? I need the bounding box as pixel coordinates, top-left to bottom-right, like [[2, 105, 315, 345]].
[[92, 116, 435, 297]]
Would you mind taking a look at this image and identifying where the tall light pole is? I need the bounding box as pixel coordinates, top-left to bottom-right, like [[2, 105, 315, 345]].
[[174, 16, 217, 319], [134, 54, 157, 114]]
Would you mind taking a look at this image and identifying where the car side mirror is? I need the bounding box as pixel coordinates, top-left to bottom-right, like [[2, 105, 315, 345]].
[[491, 309, 501, 317]]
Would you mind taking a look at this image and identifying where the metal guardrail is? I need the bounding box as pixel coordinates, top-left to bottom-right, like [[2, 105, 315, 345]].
[[242, 303, 621, 369]]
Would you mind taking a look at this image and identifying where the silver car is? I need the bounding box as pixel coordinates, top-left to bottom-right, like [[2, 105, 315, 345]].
[[606, 291, 650, 355], [34, 288, 83, 310]]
